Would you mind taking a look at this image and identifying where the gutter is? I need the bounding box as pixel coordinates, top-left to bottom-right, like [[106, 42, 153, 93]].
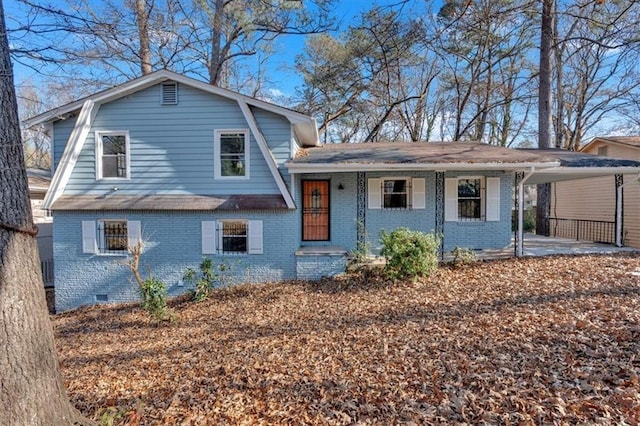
[[286, 161, 560, 174], [616, 172, 640, 247]]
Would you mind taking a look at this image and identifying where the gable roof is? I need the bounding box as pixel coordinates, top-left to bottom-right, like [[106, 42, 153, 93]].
[[287, 142, 640, 184], [27, 168, 51, 197], [23, 69, 319, 148], [36, 70, 316, 210], [581, 136, 640, 152]]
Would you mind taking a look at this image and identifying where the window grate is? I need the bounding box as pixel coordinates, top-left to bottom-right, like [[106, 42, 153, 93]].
[[99, 221, 128, 254], [220, 221, 247, 254]]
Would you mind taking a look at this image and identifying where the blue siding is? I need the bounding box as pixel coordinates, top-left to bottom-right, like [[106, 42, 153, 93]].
[[442, 172, 513, 251], [60, 83, 284, 195], [364, 172, 438, 253], [296, 173, 358, 250], [253, 107, 293, 185], [53, 170, 515, 311], [299, 171, 513, 254], [52, 115, 76, 170], [53, 209, 300, 312]]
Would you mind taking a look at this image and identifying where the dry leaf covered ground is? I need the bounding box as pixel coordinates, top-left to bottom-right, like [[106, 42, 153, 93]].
[[53, 253, 640, 425]]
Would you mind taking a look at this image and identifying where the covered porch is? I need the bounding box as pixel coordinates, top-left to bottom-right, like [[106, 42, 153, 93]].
[[456, 233, 639, 262], [514, 148, 640, 255], [287, 142, 640, 262]]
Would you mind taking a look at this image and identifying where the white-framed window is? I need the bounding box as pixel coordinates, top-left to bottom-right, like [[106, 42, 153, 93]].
[[368, 177, 425, 210], [96, 131, 130, 179], [383, 179, 409, 209], [457, 178, 483, 220], [201, 220, 263, 255], [81, 220, 141, 255], [221, 220, 248, 254], [445, 177, 500, 222], [214, 130, 249, 179]]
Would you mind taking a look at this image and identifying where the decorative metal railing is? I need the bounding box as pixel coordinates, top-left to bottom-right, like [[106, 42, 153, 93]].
[[549, 218, 616, 244]]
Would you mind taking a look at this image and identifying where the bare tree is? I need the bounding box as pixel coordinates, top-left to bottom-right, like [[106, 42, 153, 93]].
[[18, 84, 51, 169], [9, 0, 335, 94], [135, 0, 153, 75], [186, 0, 335, 86], [536, 0, 554, 236], [435, 0, 537, 144], [553, 0, 640, 151], [0, 1, 93, 423], [296, 5, 430, 143], [9, 0, 198, 90]]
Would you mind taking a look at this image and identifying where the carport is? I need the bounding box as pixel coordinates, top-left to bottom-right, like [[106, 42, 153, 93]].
[[514, 149, 640, 256]]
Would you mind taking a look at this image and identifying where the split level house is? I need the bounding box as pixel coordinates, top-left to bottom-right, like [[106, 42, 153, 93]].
[[24, 70, 640, 312], [550, 137, 640, 248]]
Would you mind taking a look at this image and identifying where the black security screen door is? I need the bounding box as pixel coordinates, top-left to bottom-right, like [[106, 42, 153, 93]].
[[302, 180, 330, 241]]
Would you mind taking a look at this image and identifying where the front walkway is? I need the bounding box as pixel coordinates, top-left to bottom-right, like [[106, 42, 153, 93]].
[[466, 233, 639, 261]]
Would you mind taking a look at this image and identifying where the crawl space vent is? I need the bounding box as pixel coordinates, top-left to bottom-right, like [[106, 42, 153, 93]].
[[95, 294, 108, 302]]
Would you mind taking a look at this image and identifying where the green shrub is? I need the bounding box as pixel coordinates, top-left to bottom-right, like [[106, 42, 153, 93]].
[[124, 241, 173, 321], [450, 246, 478, 265], [184, 257, 217, 302], [184, 257, 238, 301], [139, 276, 170, 321], [380, 227, 440, 281]]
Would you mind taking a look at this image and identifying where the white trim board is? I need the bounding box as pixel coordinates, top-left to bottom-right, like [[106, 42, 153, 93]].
[[238, 100, 296, 209], [43, 100, 99, 210]]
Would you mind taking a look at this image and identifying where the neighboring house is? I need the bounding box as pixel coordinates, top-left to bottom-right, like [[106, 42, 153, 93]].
[[27, 168, 54, 287], [23, 71, 640, 312], [27, 168, 51, 222], [550, 136, 640, 248]]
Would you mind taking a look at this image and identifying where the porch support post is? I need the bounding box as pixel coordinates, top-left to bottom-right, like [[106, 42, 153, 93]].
[[356, 172, 366, 247], [435, 171, 445, 259], [517, 168, 536, 257], [615, 174, 623, 247], [514, 171, 524, 256]]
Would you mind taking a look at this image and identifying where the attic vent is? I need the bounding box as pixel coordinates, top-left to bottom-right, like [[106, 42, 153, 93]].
[[161, 81, 178, 105], [597, 146, 608, 156]]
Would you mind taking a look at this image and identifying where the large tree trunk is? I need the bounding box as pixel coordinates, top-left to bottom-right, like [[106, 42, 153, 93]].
[[0, 2, 93, 424], [135, 0, 152, 75], [209, 0, 225, 85], [536, 0, 554, 236]]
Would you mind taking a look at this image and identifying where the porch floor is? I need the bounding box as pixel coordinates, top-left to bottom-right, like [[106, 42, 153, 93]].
[[455, 233, 639, 262]]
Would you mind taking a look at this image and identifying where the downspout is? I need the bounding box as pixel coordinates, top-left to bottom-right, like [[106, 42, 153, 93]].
[[616, 172, 640, 247], [517, 167, 536, 257]]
